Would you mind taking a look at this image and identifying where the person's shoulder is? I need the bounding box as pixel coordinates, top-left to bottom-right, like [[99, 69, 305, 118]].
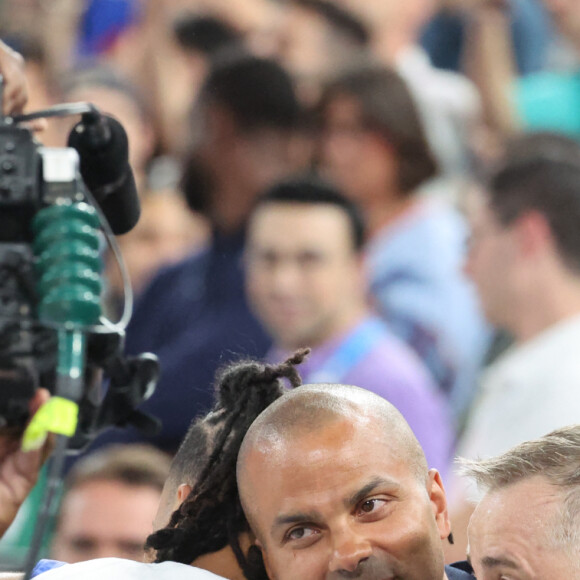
[[149, 561, 226, 579], [131, 246, 209, 316], [445, 561, 475, 579], [35, 558, 226, 579], [409, 198, 467, 237], [31, 559, 66, 577], [490, 313, 580, 376], [357, 318, 428, 373], [371, 199, 466, 254], [145, 247, 209, 291]]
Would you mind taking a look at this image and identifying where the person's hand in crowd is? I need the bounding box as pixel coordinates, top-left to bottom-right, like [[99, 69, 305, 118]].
[[0, 39, 47, 134], [0, 40, 28, 116], [0, 389, 51, 538]]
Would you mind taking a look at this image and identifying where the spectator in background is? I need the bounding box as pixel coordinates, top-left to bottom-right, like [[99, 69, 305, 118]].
[[275, 0, 370, 106], [465, 0, 580, 139], [103, 50, 301, 453], [97, 0, 280, 156], [245, 175, 453, 477], [333, 0, 481, 193], [51, 445, 171, 563], [421, 0, 550, 76], [318, 64, 489, 425], [448, 132, 580, 560], [461, 425, 580, 578], [237, 383, 473, 579], [152, 13, 244, 155]]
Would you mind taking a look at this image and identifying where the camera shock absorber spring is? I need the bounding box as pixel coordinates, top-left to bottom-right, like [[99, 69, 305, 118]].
[[32, 200, 102, 407], [19, 201, 103, 580]]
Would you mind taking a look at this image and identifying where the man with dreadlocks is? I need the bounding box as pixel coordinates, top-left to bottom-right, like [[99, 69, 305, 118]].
[[13, 350, 308, 579]]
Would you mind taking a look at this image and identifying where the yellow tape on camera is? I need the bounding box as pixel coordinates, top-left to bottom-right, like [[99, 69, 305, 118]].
[[22, 397, 79, 451]]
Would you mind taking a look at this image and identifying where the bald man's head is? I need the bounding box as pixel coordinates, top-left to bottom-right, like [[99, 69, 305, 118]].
[[236, 384, 449, 580], [238, 383, 427, 484]]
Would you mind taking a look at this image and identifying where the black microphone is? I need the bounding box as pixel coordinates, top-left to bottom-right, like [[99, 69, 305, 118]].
[[67, 111, 141, 235]]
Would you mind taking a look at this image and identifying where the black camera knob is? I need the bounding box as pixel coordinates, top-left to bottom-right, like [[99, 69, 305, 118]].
[[1, 159, 15, 174]]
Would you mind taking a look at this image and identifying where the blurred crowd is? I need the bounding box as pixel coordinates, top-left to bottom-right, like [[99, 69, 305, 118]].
[[1, 0, 580, 571]]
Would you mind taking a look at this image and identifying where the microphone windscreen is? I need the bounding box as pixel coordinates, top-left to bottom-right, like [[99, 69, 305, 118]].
[[68, 114, 141, 235]]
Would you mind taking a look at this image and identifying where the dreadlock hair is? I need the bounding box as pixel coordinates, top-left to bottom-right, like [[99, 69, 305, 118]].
[[145, 348, 309, 579]]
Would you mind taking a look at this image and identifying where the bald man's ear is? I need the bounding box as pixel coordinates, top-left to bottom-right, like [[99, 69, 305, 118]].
[[177, 483, 193, 506], [428, 469, 451, 540]]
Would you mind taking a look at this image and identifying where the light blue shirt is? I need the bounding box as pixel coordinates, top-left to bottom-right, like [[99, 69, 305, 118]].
[[366, 199, 489, 424]]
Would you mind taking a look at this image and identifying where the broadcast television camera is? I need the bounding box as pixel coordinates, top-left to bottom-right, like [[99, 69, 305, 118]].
[[0, 85, 160, 450]]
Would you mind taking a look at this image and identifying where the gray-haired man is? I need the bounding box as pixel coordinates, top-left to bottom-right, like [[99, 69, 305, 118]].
[[462, 425, 580, 578]]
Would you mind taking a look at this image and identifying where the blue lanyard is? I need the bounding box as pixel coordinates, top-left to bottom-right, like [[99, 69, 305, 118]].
[[307, 318, 385, 384]]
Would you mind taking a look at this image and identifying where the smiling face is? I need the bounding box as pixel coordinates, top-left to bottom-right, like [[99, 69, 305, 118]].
[[467, 476, 577, 579], [239, 416, 450, 580], [245, 202, 364, 350]]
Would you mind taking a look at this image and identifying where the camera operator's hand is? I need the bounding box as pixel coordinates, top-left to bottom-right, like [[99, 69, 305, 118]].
[[0, 389, 51, 539], [0, 39, 28, 116]]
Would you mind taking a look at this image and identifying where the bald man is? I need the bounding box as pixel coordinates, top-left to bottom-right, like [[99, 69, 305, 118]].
[[237, 384, 473, 580]]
